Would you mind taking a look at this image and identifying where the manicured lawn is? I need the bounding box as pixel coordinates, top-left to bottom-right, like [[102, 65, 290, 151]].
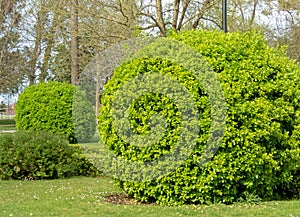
[[0, 119, 16, 131], [0, 177, 299, 217], [0, 125, 16, 131], [0, 119, 15, 125]]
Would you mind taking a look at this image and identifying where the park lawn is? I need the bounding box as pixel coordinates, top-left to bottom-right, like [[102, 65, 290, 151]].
[[0, 177, 299, 217], [0, 119, 16, 131], [0, 125, 16, 131], [0, 119, 15, 125]]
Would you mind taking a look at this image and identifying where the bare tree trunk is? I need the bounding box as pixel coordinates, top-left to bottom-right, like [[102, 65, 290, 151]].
[[29, 0, 44, 85], [177, 0, 191, 30], [192, 0, 214, 29], [249, 0, 259, 27], [172, 0, 180, 30], [71, 0, 79, 85], [95, 60, 100, 118], [155, 0, 166, 37], [40, 0, 62, 82]]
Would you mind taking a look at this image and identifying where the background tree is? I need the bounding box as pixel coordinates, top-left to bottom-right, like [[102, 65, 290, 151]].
[[0, 0, 27, 93], [136, 0, 220, 36], [1, 0, 299, 92], [132, 0, 300, 64], [272, 0, 300, 63], [71, 0, 79, 85], [47, 0, 138, 83]]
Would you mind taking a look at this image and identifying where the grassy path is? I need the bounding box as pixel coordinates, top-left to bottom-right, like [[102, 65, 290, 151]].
[[0, 177, 299, 217]]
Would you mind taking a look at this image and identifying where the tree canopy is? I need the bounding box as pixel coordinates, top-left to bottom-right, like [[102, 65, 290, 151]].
[[1, 0, 299, 93]]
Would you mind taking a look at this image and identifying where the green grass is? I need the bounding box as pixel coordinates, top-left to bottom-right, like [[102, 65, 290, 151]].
[[0, 119, 15, 125], [0, 177, 299, 217], [0, 125, 16, 131], [0, 119, 16, 131]]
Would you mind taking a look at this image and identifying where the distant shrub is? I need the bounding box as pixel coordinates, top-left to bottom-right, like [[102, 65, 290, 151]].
[[15, 82, 96, 143], [98, 30, 300, 205], [0, 131, 100, 180]]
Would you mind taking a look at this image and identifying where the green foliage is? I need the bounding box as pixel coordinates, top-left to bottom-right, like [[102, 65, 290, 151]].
[[0, 131, 100, 180], [99, 58, 206, 162], [73, 89, 97, 143], [49, 36, 97, 83], [15, 82, 96, 143], [98, 30, 300, 205], [68, 144, 101, 177]]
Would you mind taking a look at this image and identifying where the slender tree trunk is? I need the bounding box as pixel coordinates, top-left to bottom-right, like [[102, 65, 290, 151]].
[[155, 0, 166, 37], [95, 60, 100, 118], [40, 0, 62, 82], [177, 0, 191, 30], [192, 0, 214, 29], [172, 0, 180, 30], [249, 0, 259, 27], [71, 0, 79, 85], [29, 0, 44, 85]]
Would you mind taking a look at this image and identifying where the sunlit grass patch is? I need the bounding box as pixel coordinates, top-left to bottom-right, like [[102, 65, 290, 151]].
[[0, 177, 299, 217]]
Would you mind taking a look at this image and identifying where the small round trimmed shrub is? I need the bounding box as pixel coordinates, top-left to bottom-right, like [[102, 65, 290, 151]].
[[15, 82, 96, 143], [0, 131, 100, 180], [98, 30, 300, 205]]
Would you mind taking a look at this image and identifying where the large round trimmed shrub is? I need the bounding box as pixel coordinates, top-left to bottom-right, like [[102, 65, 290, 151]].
[[15, 82, 96, 143], [98, 31, 300, 205]]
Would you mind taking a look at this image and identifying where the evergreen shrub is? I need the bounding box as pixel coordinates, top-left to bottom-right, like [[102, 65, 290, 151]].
[[98, 30, 300, 205], [15, 82, 96, 143], [0, 131, 100, 180]]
